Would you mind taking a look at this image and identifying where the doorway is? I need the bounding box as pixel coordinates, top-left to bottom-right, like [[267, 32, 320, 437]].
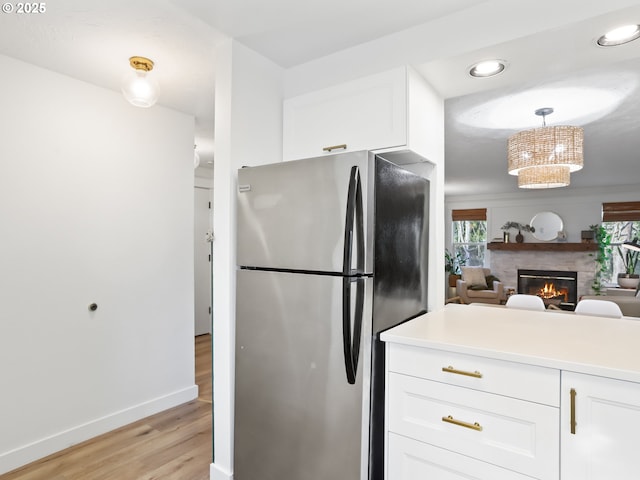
[[194, 186, 212, 335]]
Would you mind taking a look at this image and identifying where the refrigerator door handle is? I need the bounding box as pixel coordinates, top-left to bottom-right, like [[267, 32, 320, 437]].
[[342, 166, 365, 384], [342, 277, 364, 384], [342, 277, 356, 384], [342, 166, 365, 275], [352, 276, 364, 378]]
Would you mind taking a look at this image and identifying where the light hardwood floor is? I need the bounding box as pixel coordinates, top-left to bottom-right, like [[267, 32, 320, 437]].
[[2, 335, 213, 480]]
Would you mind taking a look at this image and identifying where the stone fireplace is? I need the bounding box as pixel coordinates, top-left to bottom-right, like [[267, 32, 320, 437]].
[[518, 269, 578, 310], [488, 243, 597, 302]]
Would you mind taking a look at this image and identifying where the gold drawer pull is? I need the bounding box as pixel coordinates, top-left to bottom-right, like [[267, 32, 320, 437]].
[[442, 415, 483, 432], [442, 365, 483, 378], [322, 144, 347, 152], [570, 388, 577, 434]]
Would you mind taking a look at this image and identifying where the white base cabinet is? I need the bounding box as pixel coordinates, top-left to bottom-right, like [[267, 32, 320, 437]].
[[385, 345, 640, 480], [380, 304, 640, 480], [283, 66, 435, 162], [561, 372, 640, 480], [386, 344, 559, 480]]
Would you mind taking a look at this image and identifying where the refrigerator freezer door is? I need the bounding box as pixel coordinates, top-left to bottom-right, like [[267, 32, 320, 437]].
[[237, 151, 370, 274], [372, 157, 429, 334], [235, 269, 371, 480], [367, 158, 429, 480]]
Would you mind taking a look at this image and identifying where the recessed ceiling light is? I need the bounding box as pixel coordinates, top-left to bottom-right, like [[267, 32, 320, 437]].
[[469, 60, 506, 78], [597, 24, 640, 46]]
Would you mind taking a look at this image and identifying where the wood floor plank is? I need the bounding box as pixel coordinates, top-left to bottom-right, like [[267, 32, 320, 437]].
[[2, 335, 212, 480]]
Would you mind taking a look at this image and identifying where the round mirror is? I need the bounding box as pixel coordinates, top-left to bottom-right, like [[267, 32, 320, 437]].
[[530, 211, 563, 241]]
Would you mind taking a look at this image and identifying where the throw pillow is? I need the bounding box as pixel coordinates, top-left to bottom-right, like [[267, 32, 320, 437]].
[[461, 266, 488, 289]]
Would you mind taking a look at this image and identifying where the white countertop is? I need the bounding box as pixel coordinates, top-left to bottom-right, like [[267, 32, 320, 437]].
[[381, 304, 640, 383]]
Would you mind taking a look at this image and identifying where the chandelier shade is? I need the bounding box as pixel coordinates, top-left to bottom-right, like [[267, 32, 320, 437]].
[[508, 125, 584, 175], [517, 165, 571, 189]]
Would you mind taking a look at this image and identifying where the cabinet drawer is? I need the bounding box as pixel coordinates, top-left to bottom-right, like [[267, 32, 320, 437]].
[[388, 432, 535, 480], [388, 373, 559, 480], [388, 343, 559, 406]]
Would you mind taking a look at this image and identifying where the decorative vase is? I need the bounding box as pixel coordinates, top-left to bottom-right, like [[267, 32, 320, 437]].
[[503, 231, 510, 243], [516, 231, 524, 243], [618, 273, 640, 289]]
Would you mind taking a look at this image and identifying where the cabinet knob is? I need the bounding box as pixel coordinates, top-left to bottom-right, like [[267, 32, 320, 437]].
[[88, 303, 98, 312]]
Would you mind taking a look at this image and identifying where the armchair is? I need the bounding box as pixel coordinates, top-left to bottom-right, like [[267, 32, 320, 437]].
[[456, 267, 504, 305]]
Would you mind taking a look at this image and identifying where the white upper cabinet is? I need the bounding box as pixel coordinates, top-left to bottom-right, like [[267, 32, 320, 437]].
[[283, 66, 438, 162]]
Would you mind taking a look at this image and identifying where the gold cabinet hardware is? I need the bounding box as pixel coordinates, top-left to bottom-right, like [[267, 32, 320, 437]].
[[322, 144, 347, 152], [442, 365, 483, 378], [442, 415, 483, 431], [570, 388, 577, 434]]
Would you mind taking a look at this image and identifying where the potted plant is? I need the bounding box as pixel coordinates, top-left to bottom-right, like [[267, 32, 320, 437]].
[[589, 224, 613, 295], [445, 249, 466, 287], [616, 238, 640, 289], [501, 221, 535, 243]]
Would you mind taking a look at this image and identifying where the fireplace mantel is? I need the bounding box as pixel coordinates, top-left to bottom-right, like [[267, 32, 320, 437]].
[[487, 242, 597, 252]]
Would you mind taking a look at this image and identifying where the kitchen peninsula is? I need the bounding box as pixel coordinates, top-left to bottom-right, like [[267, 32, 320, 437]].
[[381, 304, 640, 480]]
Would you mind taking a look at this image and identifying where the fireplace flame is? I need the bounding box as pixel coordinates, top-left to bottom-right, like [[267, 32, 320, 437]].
[[538, 283, 560, 299]]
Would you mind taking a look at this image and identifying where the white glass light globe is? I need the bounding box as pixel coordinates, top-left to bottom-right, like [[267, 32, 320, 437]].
[[121, 70, 159, 108]]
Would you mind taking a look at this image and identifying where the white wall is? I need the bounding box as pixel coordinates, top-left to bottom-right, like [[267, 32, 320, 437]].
[[411, 70, 446, 312], [0, 54, 197, 474], [211, 40, 283, 480], [446, 185, 639, 246]]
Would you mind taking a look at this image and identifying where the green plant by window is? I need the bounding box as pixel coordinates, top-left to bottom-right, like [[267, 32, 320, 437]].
[[589, 224, 613, 294], [617, 238, 639, 275], [600, 220, 640, 283], [445, 249, 467, 275]]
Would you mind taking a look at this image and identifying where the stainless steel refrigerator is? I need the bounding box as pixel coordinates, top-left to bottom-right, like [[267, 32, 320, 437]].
[[234, 150, 429, 480]]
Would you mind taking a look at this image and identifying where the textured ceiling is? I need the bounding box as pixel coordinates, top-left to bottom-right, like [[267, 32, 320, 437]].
[[175, 0, 485, 68]]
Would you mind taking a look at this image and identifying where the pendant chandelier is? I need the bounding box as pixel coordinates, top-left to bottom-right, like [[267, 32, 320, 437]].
[[507, 108, 583, 189]]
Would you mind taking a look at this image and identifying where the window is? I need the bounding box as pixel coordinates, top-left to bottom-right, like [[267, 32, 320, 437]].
[[452, 208, 487, 268], [601, 202, 640, 285]]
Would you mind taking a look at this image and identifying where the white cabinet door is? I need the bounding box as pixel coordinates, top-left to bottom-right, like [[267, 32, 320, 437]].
[[561, 372, 640, 480], [388, 433, 535, 480], [283, 67, 408, 161]]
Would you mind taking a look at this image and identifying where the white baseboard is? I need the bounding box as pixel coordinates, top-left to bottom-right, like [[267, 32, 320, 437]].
[[0, 385, 198, 475], [210, 462, 233, 480]]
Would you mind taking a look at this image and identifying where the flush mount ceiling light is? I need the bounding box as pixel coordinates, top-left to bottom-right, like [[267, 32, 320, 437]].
[[122, 56, 159, 108], [597, 24, 640, 46], [507, 107, 584, 189], [469, 60, 506, 78]]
